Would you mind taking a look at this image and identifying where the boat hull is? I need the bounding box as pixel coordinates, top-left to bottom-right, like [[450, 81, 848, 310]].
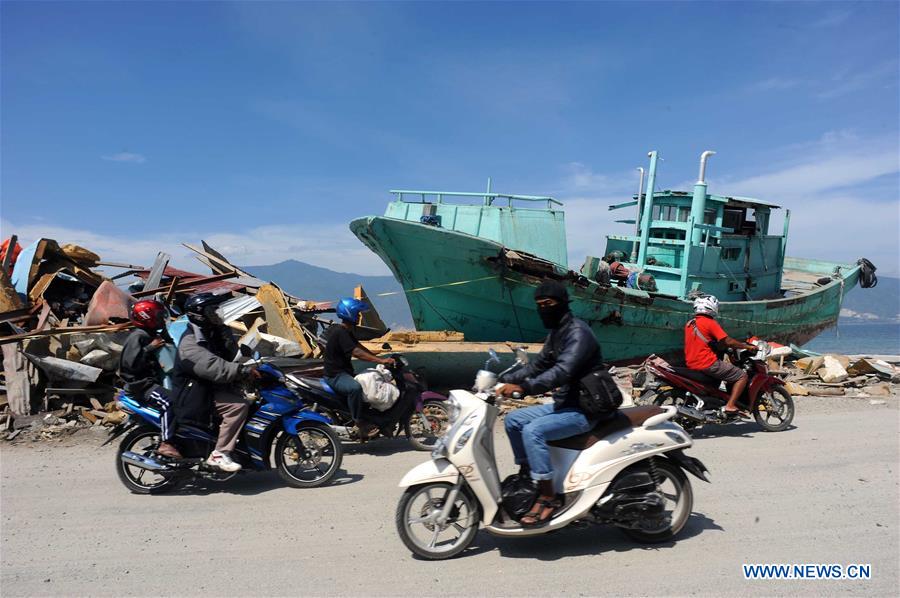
[[350, 216, 861, 364]]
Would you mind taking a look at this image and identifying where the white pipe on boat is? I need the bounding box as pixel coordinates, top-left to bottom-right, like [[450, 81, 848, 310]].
[[697, 150, 716, 184]]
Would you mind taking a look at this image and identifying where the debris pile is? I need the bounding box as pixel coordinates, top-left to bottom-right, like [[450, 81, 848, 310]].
[[777, 353, 899, 399], [1, 235, 386, 438]]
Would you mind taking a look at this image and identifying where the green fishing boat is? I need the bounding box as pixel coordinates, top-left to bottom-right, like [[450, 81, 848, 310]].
[[350, 151, 876, 364]]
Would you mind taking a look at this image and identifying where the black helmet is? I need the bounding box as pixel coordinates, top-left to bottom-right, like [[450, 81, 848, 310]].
[[183, 292, 231, 326]]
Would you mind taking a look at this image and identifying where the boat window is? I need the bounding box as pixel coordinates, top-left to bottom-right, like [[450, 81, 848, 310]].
[[723, 208, 744, 232], [652, 204, 661, 220], [677, 207, 689, 222], [704, 208, 717, 225], [721, 247, 741, 260]]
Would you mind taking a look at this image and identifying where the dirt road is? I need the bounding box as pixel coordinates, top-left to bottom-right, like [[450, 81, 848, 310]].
[[2, 396, 898, 596]]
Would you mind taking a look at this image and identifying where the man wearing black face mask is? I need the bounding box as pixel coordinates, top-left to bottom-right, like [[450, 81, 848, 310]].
[[498, 280, 602, 526]]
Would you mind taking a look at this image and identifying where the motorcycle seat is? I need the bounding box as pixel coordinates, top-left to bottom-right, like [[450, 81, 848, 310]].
[[670, 366, 719, 385], [548, 406, 665, 451], [290, 375, 336, 396]]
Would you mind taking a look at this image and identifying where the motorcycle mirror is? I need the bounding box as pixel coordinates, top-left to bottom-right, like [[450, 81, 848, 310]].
[[514, 347, 529, 365], [239, 344, 253, 357], [382, 342, 393, 350]]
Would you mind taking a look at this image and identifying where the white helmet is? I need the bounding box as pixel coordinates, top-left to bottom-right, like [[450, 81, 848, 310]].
[[693, 295, 719, 317]]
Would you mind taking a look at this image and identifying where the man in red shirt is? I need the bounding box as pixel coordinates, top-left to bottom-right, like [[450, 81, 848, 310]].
[[685, 295, 757, 417]]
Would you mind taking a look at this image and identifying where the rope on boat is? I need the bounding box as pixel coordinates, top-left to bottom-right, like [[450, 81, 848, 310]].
[[373, 275, 498, 297]]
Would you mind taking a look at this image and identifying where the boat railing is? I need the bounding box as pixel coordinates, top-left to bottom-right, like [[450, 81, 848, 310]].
[[389, 189, 563, 209]]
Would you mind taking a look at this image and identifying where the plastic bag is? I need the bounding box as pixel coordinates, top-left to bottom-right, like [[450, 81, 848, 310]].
[[500, 474, 538, 521], [355, 364, 400, 411]]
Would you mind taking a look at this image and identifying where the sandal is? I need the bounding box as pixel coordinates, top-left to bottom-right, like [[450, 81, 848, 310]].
[[520, 496, 562, 527], [723, 408, 749, 420]]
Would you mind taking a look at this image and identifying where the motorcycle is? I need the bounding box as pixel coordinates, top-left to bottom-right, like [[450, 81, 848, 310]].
[[288, 348, 450, 451], [638, 342, 794, 432], [111, 359, 343, 494], [394, 349, 709, 560]]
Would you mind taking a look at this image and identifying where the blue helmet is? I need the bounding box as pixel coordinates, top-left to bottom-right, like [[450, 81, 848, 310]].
[[335, 297, 369, 324]]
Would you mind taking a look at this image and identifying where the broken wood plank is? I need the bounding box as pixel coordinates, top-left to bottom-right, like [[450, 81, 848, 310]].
[[0, 322, 130, 345], [144, 252, 171, 291], [131, 271, 238, 298]]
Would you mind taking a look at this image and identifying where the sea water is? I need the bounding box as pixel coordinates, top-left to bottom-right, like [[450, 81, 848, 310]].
[[805, 322, 900, 356]]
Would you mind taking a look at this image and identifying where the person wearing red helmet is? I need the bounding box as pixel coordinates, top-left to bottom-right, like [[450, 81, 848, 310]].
[[119, 299, 181, 459]]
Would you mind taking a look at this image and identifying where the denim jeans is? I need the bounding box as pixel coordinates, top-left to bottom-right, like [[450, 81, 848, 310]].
[[504, 403, 595, 481], [325, 372, 366, 421]]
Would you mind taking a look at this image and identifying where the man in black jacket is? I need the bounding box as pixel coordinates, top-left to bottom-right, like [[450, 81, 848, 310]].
[[498, 280, 602, 525]]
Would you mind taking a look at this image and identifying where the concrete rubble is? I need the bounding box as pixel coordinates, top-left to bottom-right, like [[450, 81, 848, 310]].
[[0, 234, 389, 441]]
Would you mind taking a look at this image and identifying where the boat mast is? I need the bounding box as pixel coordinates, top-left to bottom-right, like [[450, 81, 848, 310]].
[[630, 167, 645, 263], [636, 151, 659, 267]]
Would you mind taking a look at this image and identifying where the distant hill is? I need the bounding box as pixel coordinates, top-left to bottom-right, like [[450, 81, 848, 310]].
[[243, 260, 414, 329], [839, 275, 899, 323]]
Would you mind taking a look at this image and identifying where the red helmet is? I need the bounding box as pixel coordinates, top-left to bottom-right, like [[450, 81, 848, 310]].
[[131, 300, 168, 331]]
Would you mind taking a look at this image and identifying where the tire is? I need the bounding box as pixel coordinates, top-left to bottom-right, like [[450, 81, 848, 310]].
[[753, 386, 795, 432], [406, 401, 451, 451], [622, 458, 693, 543], [396, 483, 479, 560], [274, 423, 343, 488], [116, 427, 178, 494], [653, 389, 697, 431]]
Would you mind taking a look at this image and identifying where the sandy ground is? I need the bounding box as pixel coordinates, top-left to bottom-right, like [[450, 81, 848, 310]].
[[1, 395, 898, 597]]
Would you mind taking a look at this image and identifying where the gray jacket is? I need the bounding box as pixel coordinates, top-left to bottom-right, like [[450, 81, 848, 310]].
[[501, 312, 601, 409], [175, 323, 241, 386]]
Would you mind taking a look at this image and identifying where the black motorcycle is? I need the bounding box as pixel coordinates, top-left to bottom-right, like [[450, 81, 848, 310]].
[[287, 352, 450, 451]]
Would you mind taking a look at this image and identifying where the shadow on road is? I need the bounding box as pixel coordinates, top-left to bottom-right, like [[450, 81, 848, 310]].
[[344, 437, 423, 457], [690, 422, 797, 439], [455, 511, 723, 561], [160, 468, 364, 496]]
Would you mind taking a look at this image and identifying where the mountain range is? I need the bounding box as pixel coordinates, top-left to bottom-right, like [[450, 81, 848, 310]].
[[245, 260, 899, 328]]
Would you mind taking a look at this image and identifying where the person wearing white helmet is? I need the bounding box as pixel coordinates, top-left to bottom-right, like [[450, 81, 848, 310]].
[[685, 295, 757, 418]]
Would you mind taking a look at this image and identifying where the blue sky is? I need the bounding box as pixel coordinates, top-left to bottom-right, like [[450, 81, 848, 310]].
[[2, 1, 898, 275]]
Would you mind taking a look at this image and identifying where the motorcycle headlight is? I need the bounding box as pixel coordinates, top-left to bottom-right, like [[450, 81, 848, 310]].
[[453, 427, 474, 454]]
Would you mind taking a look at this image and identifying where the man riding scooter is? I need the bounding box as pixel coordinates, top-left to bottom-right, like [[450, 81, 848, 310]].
[[685, 295, 757, 418], [171, 292, 258, 472], [496, 280, 603, 526], [322, 298, 395, 440], [118, 299, 180, 458]]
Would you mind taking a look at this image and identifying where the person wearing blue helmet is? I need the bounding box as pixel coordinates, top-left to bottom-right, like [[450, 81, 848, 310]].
[[323, 297, 396, 439]]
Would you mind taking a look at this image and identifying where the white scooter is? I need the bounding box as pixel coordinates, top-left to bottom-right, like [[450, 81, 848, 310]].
[[395, 350, 710, 560]]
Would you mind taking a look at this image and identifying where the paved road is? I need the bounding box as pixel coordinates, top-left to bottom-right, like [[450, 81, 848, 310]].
[[2, 396, 898, 597]]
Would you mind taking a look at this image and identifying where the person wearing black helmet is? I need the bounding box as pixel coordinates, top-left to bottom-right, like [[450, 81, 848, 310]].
[[497, 280, 603, 526], [323, 297, 396, 440], [171, 292, 258, 473]]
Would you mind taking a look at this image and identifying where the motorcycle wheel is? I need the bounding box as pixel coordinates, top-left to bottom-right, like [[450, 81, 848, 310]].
[[116, 427, 178, 495], [405, 401, 450, 452], [274, 423, 342, 488], [652, 389, 697, 431], [623, 459, 693, 543], [753, 386, 795, 432], [396, 482, 479, 560]]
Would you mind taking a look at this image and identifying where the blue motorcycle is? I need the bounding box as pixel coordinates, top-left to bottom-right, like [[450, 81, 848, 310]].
[[111, 361, 343, 494]]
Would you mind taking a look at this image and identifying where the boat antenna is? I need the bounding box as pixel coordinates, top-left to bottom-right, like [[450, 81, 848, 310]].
[[631, 167, 645, 263]]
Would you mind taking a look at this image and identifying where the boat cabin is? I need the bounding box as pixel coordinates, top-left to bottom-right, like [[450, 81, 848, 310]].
[[384, 188, 569, 267], [600, 152, 788, 301]]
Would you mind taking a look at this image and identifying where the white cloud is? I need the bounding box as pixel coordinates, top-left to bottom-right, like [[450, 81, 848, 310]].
[[0, 219, 392, 277], [556, 132, 900, 276], [101, 152, 147, 164], [810, 9, 852, 29]]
